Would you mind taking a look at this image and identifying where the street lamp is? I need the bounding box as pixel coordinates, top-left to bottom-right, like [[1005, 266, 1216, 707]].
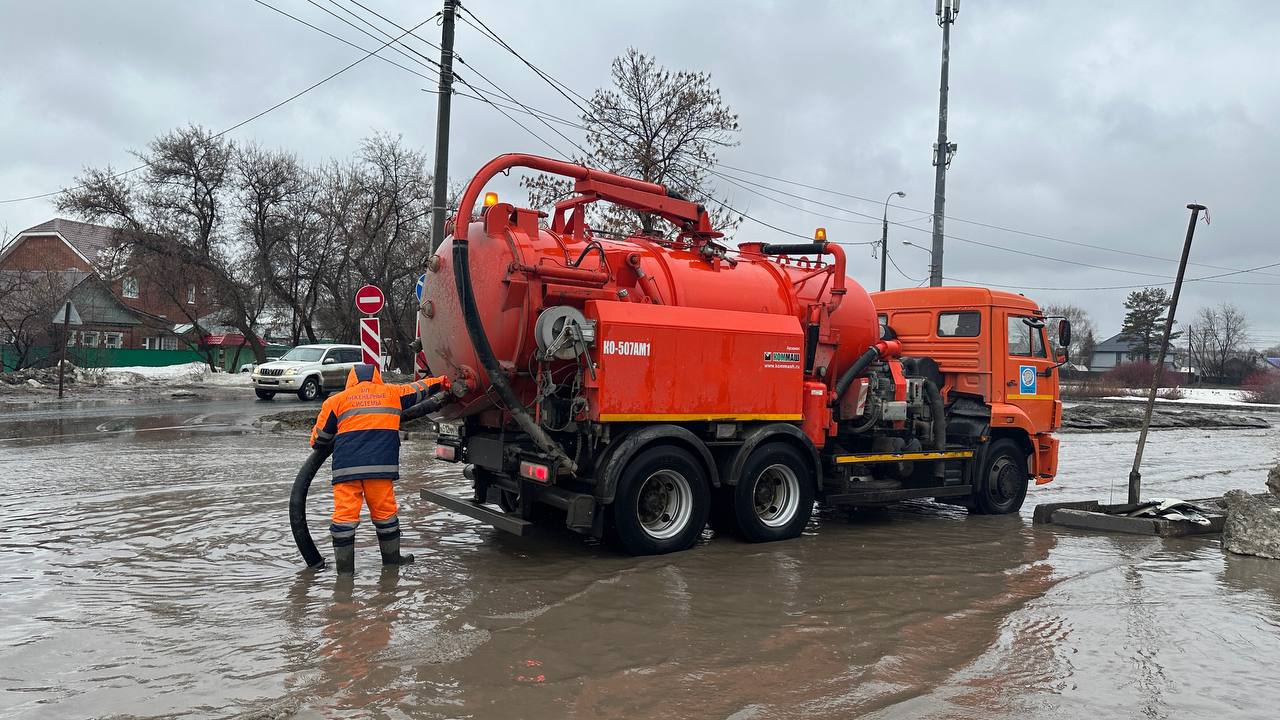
[[902, 240, 935, 282], [879, 191, 906, 292]]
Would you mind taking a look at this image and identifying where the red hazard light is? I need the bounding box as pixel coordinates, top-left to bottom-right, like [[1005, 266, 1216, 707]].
[[434, 445, 457, 461], [519, 460, 551, 483]]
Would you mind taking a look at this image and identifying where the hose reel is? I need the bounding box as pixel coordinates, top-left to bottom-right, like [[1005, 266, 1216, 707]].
[[535, 306, 596, 361]]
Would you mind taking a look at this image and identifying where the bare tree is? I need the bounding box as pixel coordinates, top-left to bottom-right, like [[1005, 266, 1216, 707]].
[[311, 134, 433, 371], [521, 48, 741, 237], [1041, 303, 1096, 362], [0, 270, 67, 370], [1188, 303, 1250, 381], [58, 125, 272, 362]]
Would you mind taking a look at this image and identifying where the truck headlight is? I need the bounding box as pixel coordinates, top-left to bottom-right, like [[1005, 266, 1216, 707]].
[[284, 368, 298, 377]]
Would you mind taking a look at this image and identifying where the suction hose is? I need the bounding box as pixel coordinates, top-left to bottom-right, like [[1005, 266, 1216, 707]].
[[831, 339, 903, 408], [452, 238, 577, 473], [290, 445, 330, 569], [290, 388, 462, 569]]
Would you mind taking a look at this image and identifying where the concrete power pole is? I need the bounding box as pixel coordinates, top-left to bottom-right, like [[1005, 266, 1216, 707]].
[[429, 0, 458, 253], [929, 0, 959, 287]]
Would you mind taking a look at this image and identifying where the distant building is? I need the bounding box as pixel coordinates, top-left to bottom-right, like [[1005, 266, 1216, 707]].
[[1089, 332, 1178, 370], [0, 218, 215, 352]]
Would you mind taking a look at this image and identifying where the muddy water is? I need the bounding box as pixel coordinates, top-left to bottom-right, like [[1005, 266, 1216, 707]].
[[1, 398, 1278, 719]]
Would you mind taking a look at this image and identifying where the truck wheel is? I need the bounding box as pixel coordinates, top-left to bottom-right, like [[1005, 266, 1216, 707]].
[[728, 443, 814, 542], [611, 446, 710, 555], [971, 439, 1029, 515], [297, 377, 321, 402], [255, 389, 275, 401]]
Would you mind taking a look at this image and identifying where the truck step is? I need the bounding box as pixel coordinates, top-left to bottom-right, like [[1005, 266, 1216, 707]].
[[420, 488, 533, 536], [825, 484, 972, 506]]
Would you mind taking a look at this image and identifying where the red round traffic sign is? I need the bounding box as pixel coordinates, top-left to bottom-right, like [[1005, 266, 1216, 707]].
[[355, 284, 385, 315]]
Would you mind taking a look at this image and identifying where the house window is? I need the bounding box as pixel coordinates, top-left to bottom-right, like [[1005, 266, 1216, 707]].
[[187, 284, 196, 304], [161, 336, 178, 351], [81, 331, 100, 348], [104, 332, 124, 349], [65, 333, 77, 348], [122, 277, 139, 299]]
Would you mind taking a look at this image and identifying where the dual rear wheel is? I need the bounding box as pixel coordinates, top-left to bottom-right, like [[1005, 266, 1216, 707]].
[[610, 443, 815, 555]]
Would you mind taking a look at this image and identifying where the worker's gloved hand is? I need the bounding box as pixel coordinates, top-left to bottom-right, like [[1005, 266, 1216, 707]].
[[440, 375, 452, 391]]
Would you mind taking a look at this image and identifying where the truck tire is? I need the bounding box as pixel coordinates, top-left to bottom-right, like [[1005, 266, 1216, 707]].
[[727, 443, 814, 542], [297, 376, 321, 402], [971, 438, 1029, 515], [255, 389, 275, 401], [610, 446, 710, 555]]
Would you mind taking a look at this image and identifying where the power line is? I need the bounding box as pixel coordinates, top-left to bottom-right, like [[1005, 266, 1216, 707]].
[[311, 0, 440, 73], [251, 0, 438, 83], [335, 0, 594, 165], [713, 167, 1280, 286], [717, 162, 1280, 280], [947, 258, 1280, 292], [0, 8, 439, 206]]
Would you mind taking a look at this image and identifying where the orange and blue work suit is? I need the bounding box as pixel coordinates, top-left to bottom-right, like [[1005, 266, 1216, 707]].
[[310, 364, 444, 548]]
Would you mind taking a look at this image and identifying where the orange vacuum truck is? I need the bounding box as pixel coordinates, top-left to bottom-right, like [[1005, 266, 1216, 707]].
[[420, 154, 1067, 555]]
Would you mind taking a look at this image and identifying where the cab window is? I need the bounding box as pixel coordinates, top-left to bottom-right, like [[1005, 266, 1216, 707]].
[[1007, 316, 1046, 357], [938, 311, 980, 337]]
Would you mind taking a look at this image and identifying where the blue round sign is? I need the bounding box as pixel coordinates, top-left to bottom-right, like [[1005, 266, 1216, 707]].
[[415, 273, 427, 302]]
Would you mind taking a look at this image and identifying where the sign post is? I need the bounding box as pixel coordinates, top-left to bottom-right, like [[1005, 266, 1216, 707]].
[[53, 300, 83, 399], [355, 284, 385, 369], [414, 273, 428, 380]]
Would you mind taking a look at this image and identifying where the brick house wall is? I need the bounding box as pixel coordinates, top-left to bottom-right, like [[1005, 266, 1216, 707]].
[[0, 235, 93, 273]]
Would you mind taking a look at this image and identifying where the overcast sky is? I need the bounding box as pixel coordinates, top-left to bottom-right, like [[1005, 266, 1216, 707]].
[[2, 1, 1278, 346]]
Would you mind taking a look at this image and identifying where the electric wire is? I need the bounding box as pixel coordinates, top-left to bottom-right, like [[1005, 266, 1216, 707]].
[[718, 161, 1280, 279], [0, 9, 439, 206]]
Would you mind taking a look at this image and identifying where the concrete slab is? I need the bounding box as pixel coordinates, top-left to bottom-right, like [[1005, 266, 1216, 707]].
[[1034, 498, 1228, 537]]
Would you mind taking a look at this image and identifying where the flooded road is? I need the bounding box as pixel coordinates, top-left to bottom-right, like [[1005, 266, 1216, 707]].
[[1, 395, 1278, 719]]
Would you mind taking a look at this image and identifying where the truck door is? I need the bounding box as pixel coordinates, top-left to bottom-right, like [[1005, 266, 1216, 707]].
[[1001, 310, 1055, 429]]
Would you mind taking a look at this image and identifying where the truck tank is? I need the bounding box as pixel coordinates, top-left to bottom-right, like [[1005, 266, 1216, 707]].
[[418, 154, 879, 423]]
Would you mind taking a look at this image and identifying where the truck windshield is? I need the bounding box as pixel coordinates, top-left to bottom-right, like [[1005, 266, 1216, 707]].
[[280, 347, 325, 362]]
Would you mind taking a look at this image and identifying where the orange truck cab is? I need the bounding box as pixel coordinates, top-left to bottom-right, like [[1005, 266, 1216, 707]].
[[873, 287, 1062, 486]]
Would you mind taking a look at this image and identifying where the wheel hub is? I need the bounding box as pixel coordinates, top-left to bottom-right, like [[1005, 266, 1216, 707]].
[[636, 470, 692, 540], [752, 463, 800, 528]]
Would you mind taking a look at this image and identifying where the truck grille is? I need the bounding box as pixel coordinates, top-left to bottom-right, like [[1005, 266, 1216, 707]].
[[258, 368, 285, 377]]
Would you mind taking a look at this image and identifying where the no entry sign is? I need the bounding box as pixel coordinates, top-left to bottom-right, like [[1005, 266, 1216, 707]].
[[359, 317, 382, 368], [355, 284, 385, 315]]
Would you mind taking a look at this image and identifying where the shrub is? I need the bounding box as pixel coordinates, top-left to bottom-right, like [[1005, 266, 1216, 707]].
[[1061, 380, 1123, 399], [1242, 370, 1280, 404], [1104, 361, 1176, 388], [1157, 386, 1185, 400]]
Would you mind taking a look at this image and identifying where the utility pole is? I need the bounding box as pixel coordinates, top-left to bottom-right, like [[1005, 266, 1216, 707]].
[[879, 190, 906, 292], [1127, 203, 1207, 505], [929, 0, 959, 287], [429, 0, 457, 253]]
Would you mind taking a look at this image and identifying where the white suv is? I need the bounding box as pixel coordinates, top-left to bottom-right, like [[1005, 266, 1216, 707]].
[[252, 344, 363, 401]]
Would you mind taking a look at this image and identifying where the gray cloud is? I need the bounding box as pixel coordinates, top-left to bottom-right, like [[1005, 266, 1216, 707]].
[[3, 0, 1277, 345]]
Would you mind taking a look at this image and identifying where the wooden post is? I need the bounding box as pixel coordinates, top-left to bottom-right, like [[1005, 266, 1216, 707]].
[[57, 302, 71, 399]]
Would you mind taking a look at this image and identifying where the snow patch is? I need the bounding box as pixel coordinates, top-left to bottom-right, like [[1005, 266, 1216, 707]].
[[80, 362, 250, 387]]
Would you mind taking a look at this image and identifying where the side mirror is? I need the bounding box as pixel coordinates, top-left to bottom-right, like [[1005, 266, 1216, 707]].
[[323, 357, 337, 365], [1055, 347, 1068, 363], [1057, 319, 1072, 351]]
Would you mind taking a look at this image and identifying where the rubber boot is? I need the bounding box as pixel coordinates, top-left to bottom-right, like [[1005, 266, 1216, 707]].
[[378, 534, 415, 566], [332, 539, 355, 575]]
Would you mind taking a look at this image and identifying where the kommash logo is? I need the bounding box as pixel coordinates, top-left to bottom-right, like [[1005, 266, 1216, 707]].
[[602, 339, 651, 357], [763, 350, 802, 369]]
